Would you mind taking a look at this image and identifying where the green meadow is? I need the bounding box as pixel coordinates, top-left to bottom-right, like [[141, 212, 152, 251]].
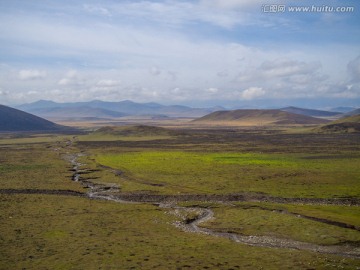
[[95, 151, 360, 198]]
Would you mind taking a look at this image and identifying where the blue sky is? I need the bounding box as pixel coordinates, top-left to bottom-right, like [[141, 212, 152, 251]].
[[0, 0, 359, 108]]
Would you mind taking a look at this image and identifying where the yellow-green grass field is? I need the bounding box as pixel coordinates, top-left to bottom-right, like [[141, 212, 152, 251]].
[[0, 141, 82, 192], [1, 194, 359, 270], [95, 151, 360, 198]]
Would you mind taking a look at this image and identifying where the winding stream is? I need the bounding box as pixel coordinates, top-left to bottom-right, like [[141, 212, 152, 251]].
[[166, 206, 360, 259], [66, 150, 360, 259]]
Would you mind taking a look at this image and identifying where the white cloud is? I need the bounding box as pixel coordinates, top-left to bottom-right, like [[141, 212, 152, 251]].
[[217, 70, 229, 77], [96, 79, 121, 87], [105, 0, 250, 29], [0, 1, 358, 105], [0, 89, 9, 96], [284, 73, 328, 85], [167, 71, 177, 81], [206, 87, 219, 94], [235, 59, 325, 96], [58, 78, 71, 86], [241, 87, 265, 100], [65, 70, 78, 78], [83, 4, 112, 17], [149, 67, 161, 76], [58, 70, 82, 86], [260, 59, 321, 78], [347, 55, 360, 82], [201, 0, 265, 10], [27, 90, 38, 95], [18, 69, 46, 80]]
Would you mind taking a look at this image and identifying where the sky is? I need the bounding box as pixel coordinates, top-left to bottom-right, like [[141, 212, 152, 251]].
[[0, 0, 359, 108]]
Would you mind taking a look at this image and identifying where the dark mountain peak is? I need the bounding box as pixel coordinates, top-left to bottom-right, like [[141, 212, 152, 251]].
[[34, 99, 56, 104], [18, 99, 59, 110], [119, 100, 137, 105], [88, 99, 107, 104], [0, 104, 68, 132]]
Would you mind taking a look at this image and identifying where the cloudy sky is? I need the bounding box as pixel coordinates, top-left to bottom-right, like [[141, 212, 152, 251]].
[[0, 0, 359, 108]]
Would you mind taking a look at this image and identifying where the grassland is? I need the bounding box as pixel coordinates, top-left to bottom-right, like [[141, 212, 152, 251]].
[[0, 138, 82, 192], [94, 151, 360, 198], [3, 194, 359, 269], [1, 128, 360, 269], [197, 203, 360, 246], [0, 134, 67, 145], [78, 125, 175, 142]]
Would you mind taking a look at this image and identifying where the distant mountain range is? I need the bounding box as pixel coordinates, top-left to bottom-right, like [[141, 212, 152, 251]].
[[193, 109, 330, 126], [0, 104, 68, 132], [16, 100, 222, 119], [28, 106, 128, 119], [3, 100, 360, 132], [14, 100, 360, 123], [330, 107, 357, 113]]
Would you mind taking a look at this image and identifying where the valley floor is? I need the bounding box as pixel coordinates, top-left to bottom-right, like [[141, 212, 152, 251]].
[[0, 128, 360, 269]]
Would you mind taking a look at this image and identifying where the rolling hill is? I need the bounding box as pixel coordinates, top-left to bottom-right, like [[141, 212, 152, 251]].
[[0, 104, 67, 132], [343, 108, 360, 117], [193, 109, 330, 126], [317, 114, 360, 133], [280, 106, 342, 118]]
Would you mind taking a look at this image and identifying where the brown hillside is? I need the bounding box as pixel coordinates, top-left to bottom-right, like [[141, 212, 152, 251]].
[[193, 109, 329, 126], [333, 114, 360, 124], [316, 114, 360, 133]]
